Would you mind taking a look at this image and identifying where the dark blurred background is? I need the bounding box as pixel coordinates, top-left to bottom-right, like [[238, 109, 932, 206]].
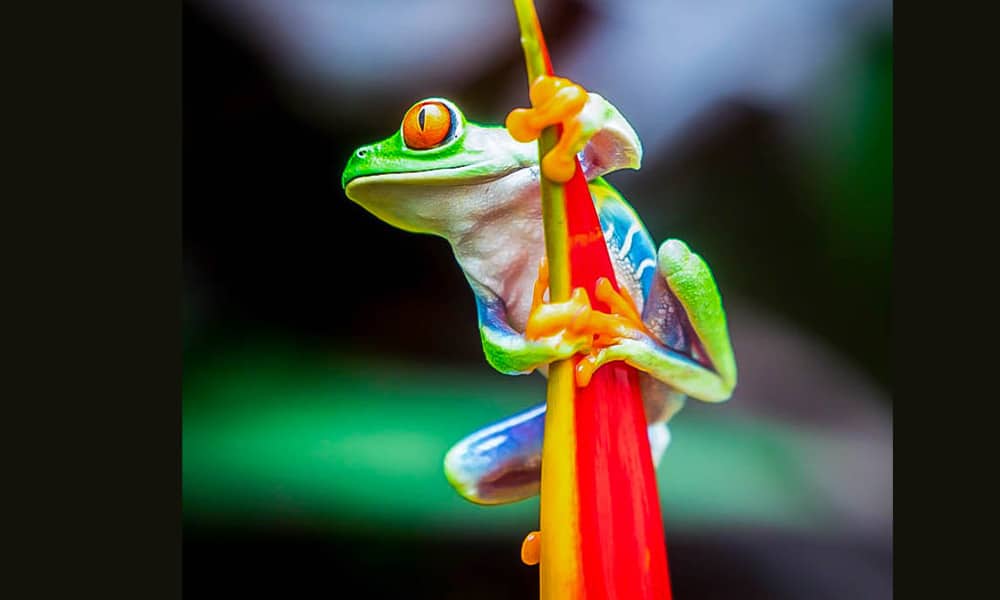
[[183, 0, 892, 598]]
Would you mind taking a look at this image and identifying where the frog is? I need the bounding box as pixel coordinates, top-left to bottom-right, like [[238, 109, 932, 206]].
[[341, 85, 736, 506]]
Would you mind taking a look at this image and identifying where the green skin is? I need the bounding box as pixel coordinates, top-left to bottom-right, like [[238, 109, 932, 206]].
[[342, 95, 736, 504]]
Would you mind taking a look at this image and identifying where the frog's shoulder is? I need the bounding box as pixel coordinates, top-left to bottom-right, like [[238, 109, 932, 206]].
[[588, 177, 658, 298]]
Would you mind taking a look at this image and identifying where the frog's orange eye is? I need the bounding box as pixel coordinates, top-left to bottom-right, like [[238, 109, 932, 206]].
[[402, 101, 453, 150]]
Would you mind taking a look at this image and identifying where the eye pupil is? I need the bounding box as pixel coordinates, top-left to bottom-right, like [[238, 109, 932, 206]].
[[418, 107, 426, 130]]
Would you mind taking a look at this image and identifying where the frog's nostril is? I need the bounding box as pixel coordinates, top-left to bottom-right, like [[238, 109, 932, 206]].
[[356, 148, 368, 158]]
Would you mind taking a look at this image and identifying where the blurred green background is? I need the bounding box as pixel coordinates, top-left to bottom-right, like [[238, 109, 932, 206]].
[[184, 1, 891, 598]]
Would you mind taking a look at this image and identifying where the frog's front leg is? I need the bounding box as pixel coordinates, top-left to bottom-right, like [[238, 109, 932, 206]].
[[474, 260, 593, 375], [576, 240, 737, 402], [476, 255, 638, 376]]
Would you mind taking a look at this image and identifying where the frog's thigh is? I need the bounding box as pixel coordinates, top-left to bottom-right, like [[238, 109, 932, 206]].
[[640, 376, 687, 424], [657, 239, 737, 390]]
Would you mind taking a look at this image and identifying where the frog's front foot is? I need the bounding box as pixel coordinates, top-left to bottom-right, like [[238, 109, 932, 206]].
[[525, 258, 653, 386], [505, 75, 593, 182], [522, 256, 594, 362]]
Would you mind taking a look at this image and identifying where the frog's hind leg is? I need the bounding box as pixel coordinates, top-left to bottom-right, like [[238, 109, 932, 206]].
[[657, 239, 737, 395], [575, 240, 737, 403], [444, 402, 672, 505]]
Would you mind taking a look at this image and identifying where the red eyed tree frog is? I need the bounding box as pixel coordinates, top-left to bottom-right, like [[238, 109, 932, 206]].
[[341, 85, 736, 505]]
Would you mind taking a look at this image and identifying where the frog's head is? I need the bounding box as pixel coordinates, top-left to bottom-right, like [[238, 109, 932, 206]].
[[342, 95, 641, 237]]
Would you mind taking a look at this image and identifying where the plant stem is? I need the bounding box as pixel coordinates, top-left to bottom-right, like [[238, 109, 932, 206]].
[[512, 1, 583, 598]]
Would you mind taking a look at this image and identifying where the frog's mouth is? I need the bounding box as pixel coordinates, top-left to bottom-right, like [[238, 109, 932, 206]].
[[343, 162, 523, 195]]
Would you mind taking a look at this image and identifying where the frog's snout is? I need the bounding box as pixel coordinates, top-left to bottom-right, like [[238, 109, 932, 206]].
[[342, 143, 376, 190]]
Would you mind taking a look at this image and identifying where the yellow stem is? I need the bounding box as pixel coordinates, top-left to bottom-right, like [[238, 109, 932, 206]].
[[513, 1, 549, 85], [512, 1, 582, 598]]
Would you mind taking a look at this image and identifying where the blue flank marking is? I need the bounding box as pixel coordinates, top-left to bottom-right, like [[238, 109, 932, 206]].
[[474, 288, 508, 332]]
